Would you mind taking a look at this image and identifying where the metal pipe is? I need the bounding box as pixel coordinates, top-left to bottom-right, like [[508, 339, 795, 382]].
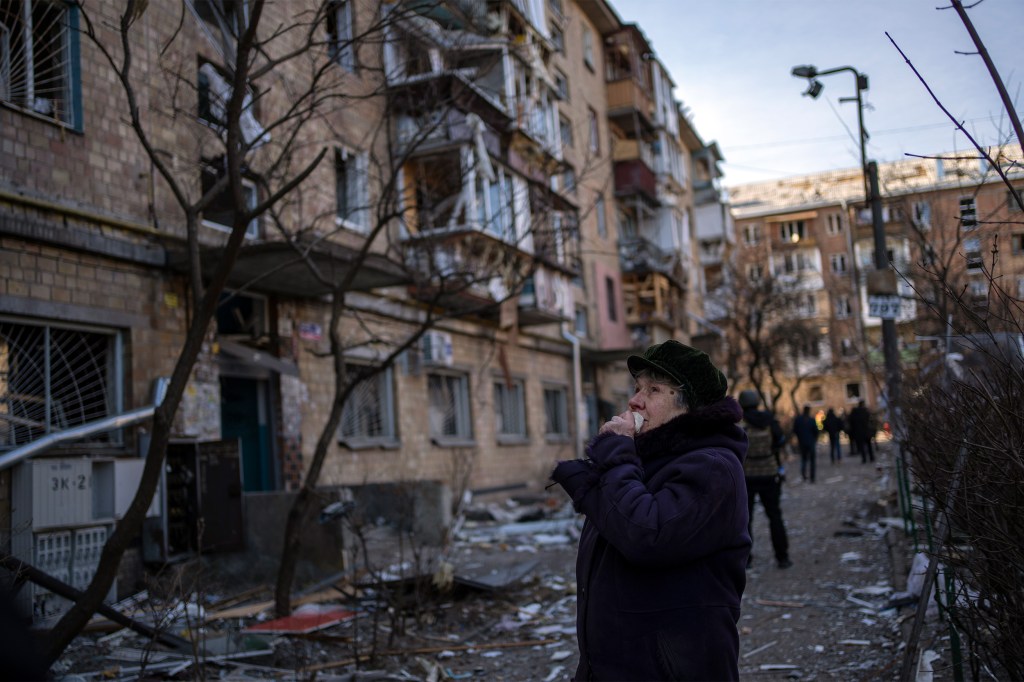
[[0, 378, 168, 471], [560, 324, 584, 460]]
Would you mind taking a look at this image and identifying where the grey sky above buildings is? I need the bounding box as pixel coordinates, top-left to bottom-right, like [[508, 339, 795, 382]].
[[611, 0, 1022, 187]]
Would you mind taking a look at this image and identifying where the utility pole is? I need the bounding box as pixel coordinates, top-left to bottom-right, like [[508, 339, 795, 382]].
[[791, 64, 902, 418], [869, 161, 901, 412]]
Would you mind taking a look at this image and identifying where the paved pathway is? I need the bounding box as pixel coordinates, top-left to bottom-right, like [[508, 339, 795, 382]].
[[740, 439, 907, 680]]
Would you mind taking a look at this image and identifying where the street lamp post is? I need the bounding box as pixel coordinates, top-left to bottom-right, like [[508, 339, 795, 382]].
[[790, 64, 902, 415]]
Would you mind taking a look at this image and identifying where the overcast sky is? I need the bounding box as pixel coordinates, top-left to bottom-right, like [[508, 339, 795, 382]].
[[610, 0, 1022, 187]]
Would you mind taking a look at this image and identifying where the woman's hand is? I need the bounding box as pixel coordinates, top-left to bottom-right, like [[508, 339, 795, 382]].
[[599, 410, 636, 437]]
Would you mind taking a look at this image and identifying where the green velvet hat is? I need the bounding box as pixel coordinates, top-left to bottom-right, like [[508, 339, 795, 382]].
[[627, 340, 728, 409]]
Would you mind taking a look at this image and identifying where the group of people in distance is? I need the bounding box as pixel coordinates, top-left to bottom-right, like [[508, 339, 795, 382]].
[[795, 399, 879, 483]]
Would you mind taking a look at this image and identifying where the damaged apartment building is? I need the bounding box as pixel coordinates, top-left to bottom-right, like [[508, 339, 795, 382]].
[[0, 0, 728, 625]]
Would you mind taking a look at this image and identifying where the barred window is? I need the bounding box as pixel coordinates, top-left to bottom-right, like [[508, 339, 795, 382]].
[[1, 319, 122, 449], [338, 366, 396, 446], [0, 0, 81, 128]]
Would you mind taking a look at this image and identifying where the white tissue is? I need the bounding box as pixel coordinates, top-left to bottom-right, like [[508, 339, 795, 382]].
[[632, 412, 644, 433]]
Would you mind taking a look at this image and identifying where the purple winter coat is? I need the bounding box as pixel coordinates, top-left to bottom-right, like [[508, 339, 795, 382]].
[[551, 397, 750, 681]]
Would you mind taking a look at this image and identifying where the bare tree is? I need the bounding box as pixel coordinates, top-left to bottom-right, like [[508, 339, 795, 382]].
[[884, 4, 1024, 677], [709, 263, 829, 414], [41, 0, 412, 662]]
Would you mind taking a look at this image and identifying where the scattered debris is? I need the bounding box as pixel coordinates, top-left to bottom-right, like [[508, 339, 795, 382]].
[[242, 604, 358, 634], [754, 599, 806, 608], [743, 640, 778, 658]]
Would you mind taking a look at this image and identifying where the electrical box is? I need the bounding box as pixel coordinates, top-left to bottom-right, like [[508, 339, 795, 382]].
[[143, 439, 244, 564], [10, 458, 121, 628]]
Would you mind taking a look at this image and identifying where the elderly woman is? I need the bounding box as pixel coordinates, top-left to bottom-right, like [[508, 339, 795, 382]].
[[551, 340, 750, 681]]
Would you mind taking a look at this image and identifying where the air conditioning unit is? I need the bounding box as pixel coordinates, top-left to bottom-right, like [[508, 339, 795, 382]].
[[422, 331, 453, 367]]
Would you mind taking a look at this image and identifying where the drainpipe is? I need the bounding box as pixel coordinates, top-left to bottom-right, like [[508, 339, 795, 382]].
[[0, 378, 169, 471], [560, 323, 584, 460]]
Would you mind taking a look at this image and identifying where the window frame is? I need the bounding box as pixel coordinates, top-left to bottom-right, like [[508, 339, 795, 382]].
[[605, 275, 617, 322], [0, 317, 124, 450], [963, 236, 983, 271], [779, 220, 806, 242], [493, 377, 527, 443], [335, 146, 370, 233], [912, 200, 932, 230], [959, 196, 978, 230], [835, 294, 852, 319], [549, 23, 564, 54], [326, 0, 356, 72], [743, 223, 761, 246], [543, 385, 570, 440], [200, 158, 260, 239], [1008, 187, 1024, 212], [0, 0, 82, 130], [582, 25, 594, 70], [554, 69, 569, 100], [825, 213, 843, 236], [337, 365, 398, 449], [558, 113, 573, 149], [587, 106, 600, 155], [574, 305, 588, 338], [1011, 233, 1024, 255], [427, 371, 474, 445], [829, 253, 847, 274]]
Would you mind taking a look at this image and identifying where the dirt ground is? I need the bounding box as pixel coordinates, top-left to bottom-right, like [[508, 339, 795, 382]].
[[49, 439, 952, 681]]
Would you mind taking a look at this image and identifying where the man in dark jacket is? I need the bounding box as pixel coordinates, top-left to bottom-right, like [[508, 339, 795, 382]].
[[791, 404, 820, 483], [848, 400, 875, 463], [823, 408, 844, 464], [551, 341, 749, 681], [738, 390, 792, 570]]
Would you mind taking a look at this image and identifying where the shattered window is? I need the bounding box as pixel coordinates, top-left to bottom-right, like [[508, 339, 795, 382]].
[[0, 319, 122, 449], [201, 157, 260, 238], [0, 0, 80, 128]]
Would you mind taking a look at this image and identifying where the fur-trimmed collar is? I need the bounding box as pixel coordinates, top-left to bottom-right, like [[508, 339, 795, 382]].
[[633, 396, 744, 462]]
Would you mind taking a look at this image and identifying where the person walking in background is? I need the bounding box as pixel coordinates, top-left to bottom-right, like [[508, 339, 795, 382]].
[[738, 390, 792, 570], [848, 400, 875, 463], [823, 408, 844, 464], [791, 404, 820, 482], [551, 341, 749, 681]]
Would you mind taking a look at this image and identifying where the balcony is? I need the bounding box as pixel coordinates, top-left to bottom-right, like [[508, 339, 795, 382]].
[[518, 267, 574, 326], [622, 272, 683, 330], [618, 236, 680, 281], [606, 79, 656, 135], [394, 108, 503, 161], [614, 159, 658, 205]]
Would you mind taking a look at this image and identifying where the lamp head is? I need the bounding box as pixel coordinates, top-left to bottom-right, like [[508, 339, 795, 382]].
[[791, 65, 818, 79], [802, 79, 824, 99]]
